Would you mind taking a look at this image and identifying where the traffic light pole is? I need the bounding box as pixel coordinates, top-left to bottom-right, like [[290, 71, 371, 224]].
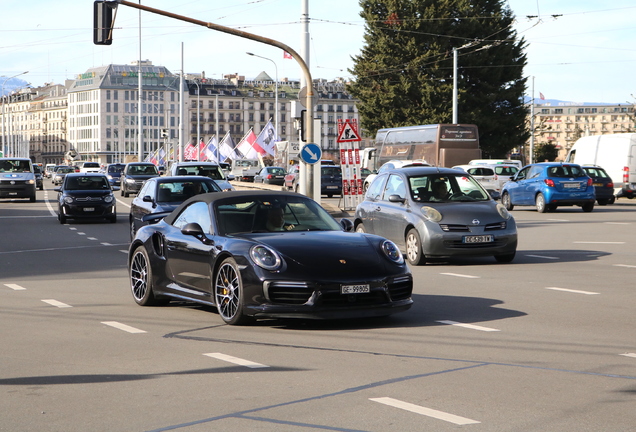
[[94, 0, 316, 198]]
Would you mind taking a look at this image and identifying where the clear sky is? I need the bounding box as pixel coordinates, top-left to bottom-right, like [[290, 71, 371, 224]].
[[2, 0, 635, 104]]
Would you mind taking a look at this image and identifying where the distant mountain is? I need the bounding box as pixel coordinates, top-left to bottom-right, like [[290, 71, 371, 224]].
[[1, 78, 29, 96], [524, 96, 618, 106]]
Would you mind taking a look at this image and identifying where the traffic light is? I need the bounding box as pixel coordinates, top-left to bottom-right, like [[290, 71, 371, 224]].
[[93, 1, 117, 45], [299, 109, 307, 142]]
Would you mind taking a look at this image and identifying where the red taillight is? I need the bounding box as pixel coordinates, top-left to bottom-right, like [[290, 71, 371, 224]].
[[266, 174, 273, 179], [623, 166, 629, 183], [544, 179, 555, 187], [608, 182, 614, 188], [587, 178, 593, 186]]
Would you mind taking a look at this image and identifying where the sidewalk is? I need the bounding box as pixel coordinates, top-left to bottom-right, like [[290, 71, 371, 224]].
[[230, 180, 352, 218]]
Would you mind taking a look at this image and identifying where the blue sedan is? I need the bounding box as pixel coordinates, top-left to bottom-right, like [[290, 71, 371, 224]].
[[501, 163, 595, 213]]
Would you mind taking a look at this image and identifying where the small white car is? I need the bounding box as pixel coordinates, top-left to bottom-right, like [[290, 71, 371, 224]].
[[452, 165, 500, 196]]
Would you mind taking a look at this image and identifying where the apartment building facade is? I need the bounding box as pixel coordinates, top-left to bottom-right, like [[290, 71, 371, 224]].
[[532, 102, 636, 160]]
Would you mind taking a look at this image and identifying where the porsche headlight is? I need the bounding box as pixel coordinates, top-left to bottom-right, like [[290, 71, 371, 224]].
[[496, 203, 511, 220], [381, 240, 404, 264], [421, 206, 442, 222], [250, 245, 282, 271]]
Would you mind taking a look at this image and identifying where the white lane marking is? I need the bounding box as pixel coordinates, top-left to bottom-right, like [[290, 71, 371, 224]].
[[526, 254, 559, 260], [613, 264, 636, 269], [0, 244, 130, 255], [101, 321, 146, 334], [117, 199, 130, 208], [203, 353, 269, 368], [45, 197, 57, 217], [101, 242, 112, 246], [4, 284, 27, 291], [42, 299, 72, 308], [605, 222, 631, 225], [547, 218, 569, 222], [87, 237, 98, 241], [436, 320, 500, 332], [440, 273, 480, 279], [370, 397, 480, 425], [545, 287, 599, 295], [69, 227, 77, 231], [620, 353, 636, 358], [573, 241, 625, 244], [77, 232, 86, 236], [119, 249, 128, 254]]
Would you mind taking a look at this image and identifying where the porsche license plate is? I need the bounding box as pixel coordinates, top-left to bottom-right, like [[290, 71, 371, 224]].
[[83, 207, 95, 212], [341, 284, 370, 294], [463, 235, 494, 244]]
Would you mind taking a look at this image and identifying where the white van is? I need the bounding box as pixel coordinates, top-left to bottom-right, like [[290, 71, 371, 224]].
[[565, 133, 636, 198]]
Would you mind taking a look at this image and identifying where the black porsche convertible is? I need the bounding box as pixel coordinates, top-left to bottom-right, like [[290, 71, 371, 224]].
[[128, 190, 413, 325]]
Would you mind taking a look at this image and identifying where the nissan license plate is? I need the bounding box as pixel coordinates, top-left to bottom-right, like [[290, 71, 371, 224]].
[[463, 235, 494, 244], [341, 284, 370, 294], [83, 207, 95, 212]]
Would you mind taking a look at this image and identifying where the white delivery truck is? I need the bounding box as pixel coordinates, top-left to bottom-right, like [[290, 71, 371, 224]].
[[565, 133, 636, 199]]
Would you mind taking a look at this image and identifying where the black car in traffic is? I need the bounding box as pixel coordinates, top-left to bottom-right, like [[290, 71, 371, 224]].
[[129, 176, 222, 240], [54, 173, 119, 224], [582, 165, 615, 205]]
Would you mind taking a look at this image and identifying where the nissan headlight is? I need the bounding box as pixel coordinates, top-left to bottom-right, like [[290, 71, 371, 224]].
[[421, 206, 442, 222], [381, 240, 404, 264], [250, 245, 282, 271], [496, 203, 511, 219]]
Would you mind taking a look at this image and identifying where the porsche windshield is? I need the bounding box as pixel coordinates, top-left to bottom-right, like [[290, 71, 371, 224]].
[[215, 195, 341, 235]]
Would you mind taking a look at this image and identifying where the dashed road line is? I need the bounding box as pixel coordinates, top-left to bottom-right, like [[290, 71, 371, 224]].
[[4, 283, 27, 291], [440, 273, 480, 279], [526, 254, 559, 260], [573, 241, 625, 244], [620, 353, 636, 359], [101, 321, 146, 334], [204, 353, 269, 368], [545, 287, 599, 295], [613, 264, 636, 269], [87, 237, 98, 241], [436, 320, 500, 332], [42, 299, 72, 308], [370, 397, 480, 425]]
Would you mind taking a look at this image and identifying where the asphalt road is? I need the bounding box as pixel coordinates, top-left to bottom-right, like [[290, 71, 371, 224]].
[[1, 183, 635, 432]]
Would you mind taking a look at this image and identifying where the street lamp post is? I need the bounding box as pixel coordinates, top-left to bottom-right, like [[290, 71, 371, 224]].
[[1, 71, 28, 157], [193, 80, 200, 160], [246, 52, 278, 133]]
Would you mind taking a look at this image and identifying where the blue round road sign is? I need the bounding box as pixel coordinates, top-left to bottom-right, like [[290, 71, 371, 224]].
[[300, 143, 322, 165]]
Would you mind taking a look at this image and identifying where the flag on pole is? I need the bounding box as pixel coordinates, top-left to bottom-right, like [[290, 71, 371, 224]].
[[236, 129, 260, 159], [158, 147, 166, 166], [255, 120, 279, 157], [219, 132, 239, 161], [283, 51, 292, 59], [539, 92, 545, 100], [203, 136, 219, 162], [183, 141, 197, 160]]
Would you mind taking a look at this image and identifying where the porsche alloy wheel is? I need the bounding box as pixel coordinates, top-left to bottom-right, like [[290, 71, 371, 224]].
[[130, 246, 164, 306], [214, 258, 252, 325]]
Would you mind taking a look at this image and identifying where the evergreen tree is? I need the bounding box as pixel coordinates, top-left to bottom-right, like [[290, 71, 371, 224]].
[[348, 0, 529, 158]]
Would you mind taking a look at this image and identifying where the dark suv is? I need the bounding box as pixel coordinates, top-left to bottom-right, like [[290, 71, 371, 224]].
[[121, 162, 159, 197], [321, 166, 342, 198]]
